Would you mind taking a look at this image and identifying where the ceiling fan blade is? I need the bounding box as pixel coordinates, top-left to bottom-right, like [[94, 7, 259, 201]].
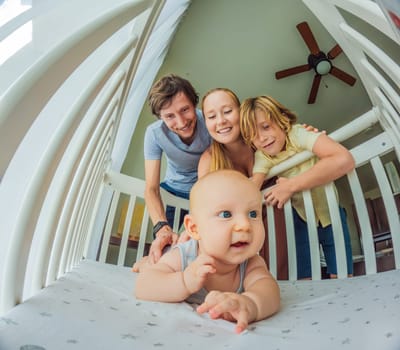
[[327, 44, 342, 59], [308, 74, 321, 104], [275, 64, 311, 79], [329, 66, 356, 86], [296, 21, 320, 55]]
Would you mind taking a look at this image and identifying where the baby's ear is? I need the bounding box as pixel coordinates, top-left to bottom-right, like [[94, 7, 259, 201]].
[[184, 214, 200, 240]]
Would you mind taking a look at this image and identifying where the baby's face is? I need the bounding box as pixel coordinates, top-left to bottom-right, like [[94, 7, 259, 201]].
[[192, 176, 265, 265], [252, 109, 286, 156]]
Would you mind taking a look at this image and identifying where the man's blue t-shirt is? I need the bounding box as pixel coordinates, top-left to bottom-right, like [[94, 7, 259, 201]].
[[144, 110, 211, 194]]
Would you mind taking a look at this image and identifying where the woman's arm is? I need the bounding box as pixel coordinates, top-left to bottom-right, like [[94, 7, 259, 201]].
[[197, 148, 212, 178]]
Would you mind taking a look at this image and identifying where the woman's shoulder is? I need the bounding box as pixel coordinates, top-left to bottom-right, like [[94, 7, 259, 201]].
[[197, 147, 213, 178]]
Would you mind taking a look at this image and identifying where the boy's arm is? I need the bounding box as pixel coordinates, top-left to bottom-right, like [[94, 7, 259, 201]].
[[292, 132, 355, 190], [264, 133, 355, 208]]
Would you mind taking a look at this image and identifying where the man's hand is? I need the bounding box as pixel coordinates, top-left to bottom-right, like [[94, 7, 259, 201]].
[[148, 227, 178, 263], [132, 227, 187, 272]]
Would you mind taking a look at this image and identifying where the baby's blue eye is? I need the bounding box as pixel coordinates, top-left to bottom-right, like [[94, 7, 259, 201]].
[[218, 210, 232, 218], [249, 210, 258, 218]]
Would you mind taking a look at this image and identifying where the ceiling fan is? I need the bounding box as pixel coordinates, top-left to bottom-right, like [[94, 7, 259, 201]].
[[275, 21, 357, 104]]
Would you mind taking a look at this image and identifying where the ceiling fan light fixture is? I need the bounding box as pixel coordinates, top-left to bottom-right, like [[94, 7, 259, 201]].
[[315, 60, 331, 75], [274, 21, 357, 104]]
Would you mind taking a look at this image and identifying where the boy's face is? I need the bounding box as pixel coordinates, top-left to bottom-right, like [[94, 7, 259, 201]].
[[202, 90, 241, 145], [159, 92, 198, 143], [252, 109, 286, 156], [189, 176, 265, 265]]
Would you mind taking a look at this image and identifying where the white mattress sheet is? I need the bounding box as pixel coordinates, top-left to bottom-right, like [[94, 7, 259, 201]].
[[1, 259, 399, 350]]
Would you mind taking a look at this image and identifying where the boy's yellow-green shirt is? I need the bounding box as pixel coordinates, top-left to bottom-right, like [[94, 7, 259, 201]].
[[253, 124, 338, 228]]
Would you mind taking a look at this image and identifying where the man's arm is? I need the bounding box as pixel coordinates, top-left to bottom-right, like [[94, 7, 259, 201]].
[[144, 159, 167, 224], [144, 159, 178, 262]]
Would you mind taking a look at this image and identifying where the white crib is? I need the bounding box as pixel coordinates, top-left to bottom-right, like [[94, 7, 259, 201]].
[[0, 1, 399, 349]]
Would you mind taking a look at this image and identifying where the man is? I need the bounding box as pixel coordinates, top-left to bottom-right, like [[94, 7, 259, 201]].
[[142, 74, 211, 263]]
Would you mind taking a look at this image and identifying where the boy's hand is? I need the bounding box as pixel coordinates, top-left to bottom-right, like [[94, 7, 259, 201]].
[[183, 254, 216, 294], [264, 177, 294, 208], [197, 291, 256, 334]]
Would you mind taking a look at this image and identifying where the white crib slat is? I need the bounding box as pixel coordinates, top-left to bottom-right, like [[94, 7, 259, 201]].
[[284, 200, 297, 281], [370, 157, 400, 269], [302, 190, 321, 280], [325, 183, 347, 279], [346, 170, 377, 274], [172, 206, 182, 233], [351, 132, 393, 166], [266, 204, 277, 279], [136, 207, 150, 262], [118, 196, 136, 266], [99, 190, 120, 263], [160, 188, 189, 233]]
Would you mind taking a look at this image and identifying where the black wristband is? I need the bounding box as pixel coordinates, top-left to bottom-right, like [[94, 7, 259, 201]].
[[152, 221, 170, 239]]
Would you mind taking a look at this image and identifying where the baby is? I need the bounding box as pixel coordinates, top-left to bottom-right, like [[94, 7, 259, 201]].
[[135, 169, 280, 333]]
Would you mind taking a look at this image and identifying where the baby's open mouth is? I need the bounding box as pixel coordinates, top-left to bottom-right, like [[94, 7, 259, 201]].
[[231, 241, 248, 248]]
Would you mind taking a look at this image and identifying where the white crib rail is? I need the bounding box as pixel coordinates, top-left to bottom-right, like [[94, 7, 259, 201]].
[[0, 0, 165, 314], [99, 170, 189, 266]]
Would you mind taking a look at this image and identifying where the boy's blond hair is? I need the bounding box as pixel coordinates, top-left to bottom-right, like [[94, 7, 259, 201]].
[[240, 96, 297, 146]]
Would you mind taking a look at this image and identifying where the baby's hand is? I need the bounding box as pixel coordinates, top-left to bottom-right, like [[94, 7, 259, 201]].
[[197, 291, 254, 334], [183, 254, 216, 294]]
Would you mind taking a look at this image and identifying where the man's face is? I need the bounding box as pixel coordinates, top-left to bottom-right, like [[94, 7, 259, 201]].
[[159, 92, 197, 143]]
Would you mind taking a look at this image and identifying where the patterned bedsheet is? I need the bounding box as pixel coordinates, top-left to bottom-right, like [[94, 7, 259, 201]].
[[1, 259, 399, 350]]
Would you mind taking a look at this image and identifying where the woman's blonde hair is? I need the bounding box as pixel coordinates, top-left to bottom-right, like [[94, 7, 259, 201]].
[[201, 88, 241, 172], [240, 95, 297, 146]]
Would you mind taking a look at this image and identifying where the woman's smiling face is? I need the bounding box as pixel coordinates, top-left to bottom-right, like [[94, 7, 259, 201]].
[[202, 90, 241, 145]]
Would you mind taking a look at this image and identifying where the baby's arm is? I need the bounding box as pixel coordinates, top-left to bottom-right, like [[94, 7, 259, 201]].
[[265, 133, 355, 208], [135, 249, 216, 302], [197, 256, 280, 333]]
